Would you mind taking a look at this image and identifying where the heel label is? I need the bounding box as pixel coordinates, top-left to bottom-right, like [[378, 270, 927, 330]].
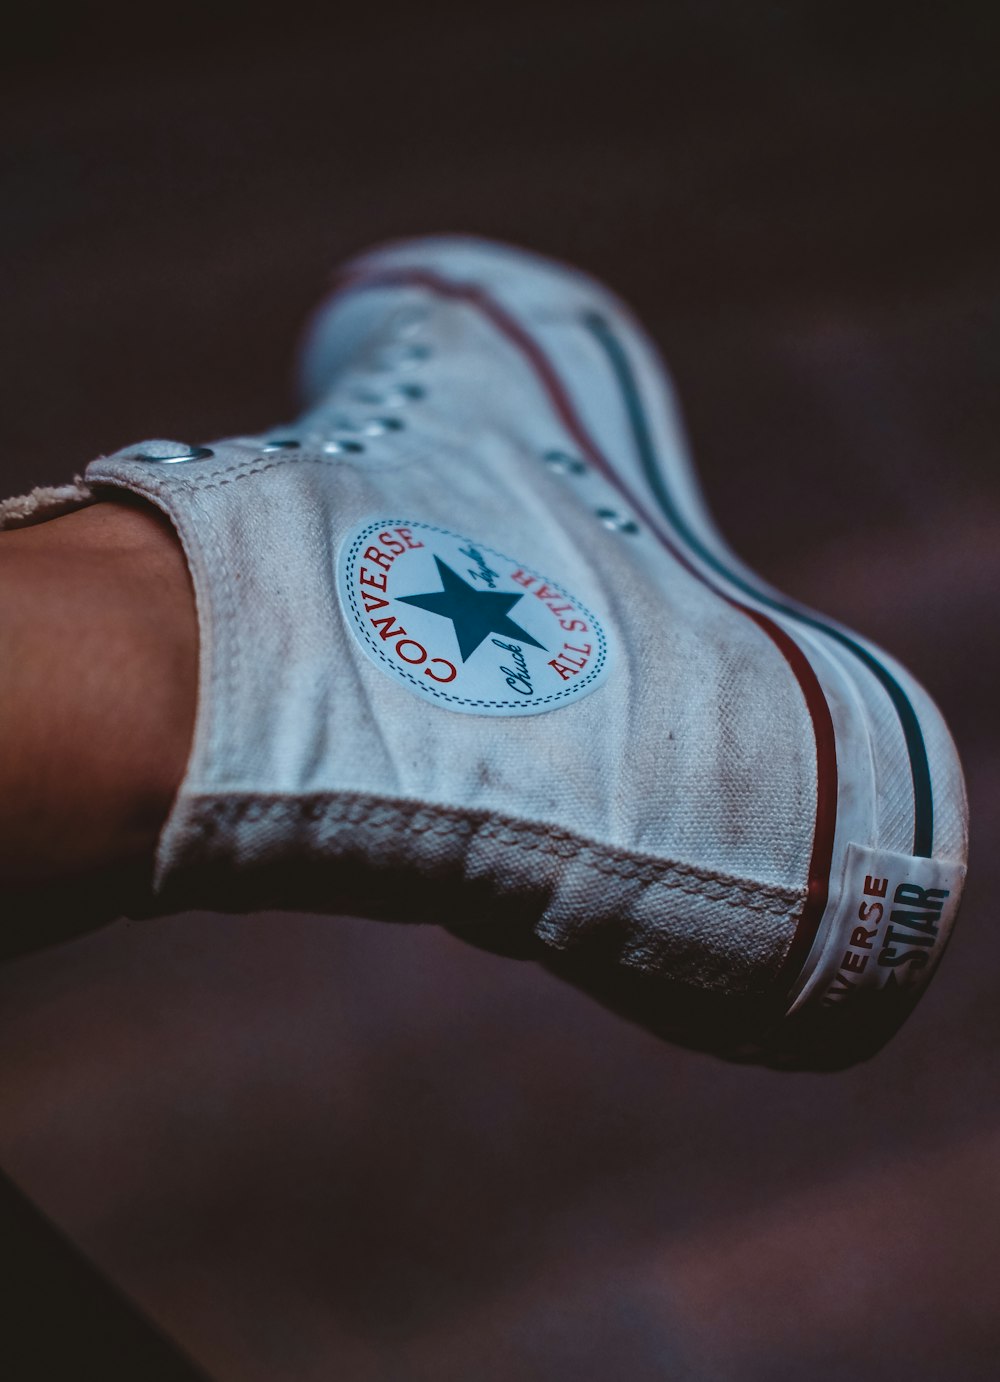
[[796, 844, 965, 1013]]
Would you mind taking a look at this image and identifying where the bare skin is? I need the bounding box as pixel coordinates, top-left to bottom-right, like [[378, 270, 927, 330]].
[[0, 500, 197, 911]]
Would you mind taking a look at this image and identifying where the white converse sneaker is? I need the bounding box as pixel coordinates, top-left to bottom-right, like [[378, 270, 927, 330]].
[[74, 236, 968, 1069]]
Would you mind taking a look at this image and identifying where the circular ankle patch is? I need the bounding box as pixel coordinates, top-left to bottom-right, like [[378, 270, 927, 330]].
[[338, 518, 611, 715]]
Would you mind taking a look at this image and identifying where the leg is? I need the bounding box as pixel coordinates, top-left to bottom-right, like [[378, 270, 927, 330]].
[[0, 500, 196, 890]]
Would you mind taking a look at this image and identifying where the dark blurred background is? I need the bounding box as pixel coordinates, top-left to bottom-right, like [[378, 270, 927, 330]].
[[2, 3, 999, 1378]]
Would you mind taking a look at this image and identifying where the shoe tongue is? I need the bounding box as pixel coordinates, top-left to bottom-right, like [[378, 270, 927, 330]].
[[296, 284, 433, 411]]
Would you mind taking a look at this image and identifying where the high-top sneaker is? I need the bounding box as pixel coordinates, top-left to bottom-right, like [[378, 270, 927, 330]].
[[30, 236, 970, 1069]]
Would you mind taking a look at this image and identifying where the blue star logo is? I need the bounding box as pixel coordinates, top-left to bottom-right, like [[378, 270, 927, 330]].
[[397, 557, 546, 662]]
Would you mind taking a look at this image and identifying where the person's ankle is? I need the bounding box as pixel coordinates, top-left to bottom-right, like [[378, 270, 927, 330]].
[[0, 498, 198, 886], [99, 499, 199, 850]]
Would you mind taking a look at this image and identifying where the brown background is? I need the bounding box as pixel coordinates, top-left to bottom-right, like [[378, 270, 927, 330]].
[[2, 3, 999, 1378]]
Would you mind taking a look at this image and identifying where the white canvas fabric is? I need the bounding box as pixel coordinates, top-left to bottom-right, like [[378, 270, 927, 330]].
[[13, 236, 967, 1068]]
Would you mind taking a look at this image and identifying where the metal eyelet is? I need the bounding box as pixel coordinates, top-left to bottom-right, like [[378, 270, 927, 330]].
[[596, 507, 639, 535], [339, 439, 365, 453], [261, 438, 301, 452], [376, 416, 405, 431], [133, 445, 214, 464], [321, 441, 344, 455], [383, 383, 426, 408], [397, 343, 431, 370], [544, 449, 586, 475]]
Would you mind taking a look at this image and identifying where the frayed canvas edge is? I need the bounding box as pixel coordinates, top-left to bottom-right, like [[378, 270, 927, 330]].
[[0, 477, 96, 530]]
